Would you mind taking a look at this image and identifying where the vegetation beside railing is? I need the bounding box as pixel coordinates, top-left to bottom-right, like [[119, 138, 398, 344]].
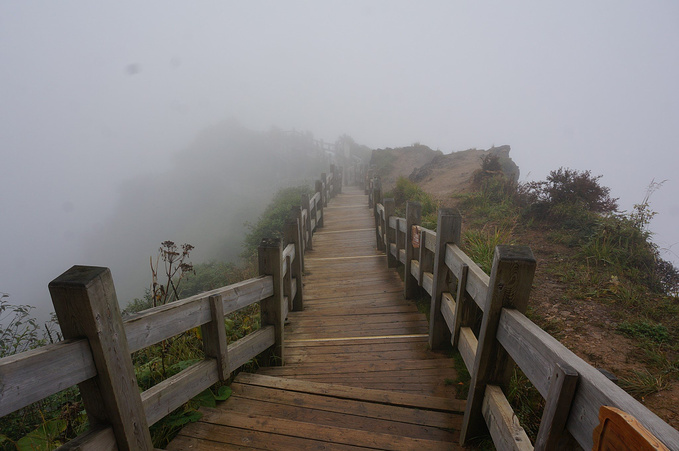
[[370, 172, 679, 450], [0, 164, 359, 450]]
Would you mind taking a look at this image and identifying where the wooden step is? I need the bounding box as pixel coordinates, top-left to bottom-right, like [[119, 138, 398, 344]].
[[167, 373, 464, 451]]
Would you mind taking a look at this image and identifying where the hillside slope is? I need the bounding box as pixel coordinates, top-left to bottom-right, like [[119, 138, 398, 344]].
[[371, 144, 519, 201], [371, 145, 679, 432]]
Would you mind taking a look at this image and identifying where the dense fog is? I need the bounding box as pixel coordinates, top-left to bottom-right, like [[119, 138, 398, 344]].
[[1, 2, 678, 323]]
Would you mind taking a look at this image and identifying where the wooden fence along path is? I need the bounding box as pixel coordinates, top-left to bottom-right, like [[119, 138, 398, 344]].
[[168, 185, 466, 450], [2, 165, 679, 450]]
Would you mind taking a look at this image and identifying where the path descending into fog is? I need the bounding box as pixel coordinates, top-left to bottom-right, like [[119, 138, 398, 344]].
[[168, 187, 465, 450]]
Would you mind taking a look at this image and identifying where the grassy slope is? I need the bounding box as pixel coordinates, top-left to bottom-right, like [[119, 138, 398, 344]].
[[379, 152, 679, 440]]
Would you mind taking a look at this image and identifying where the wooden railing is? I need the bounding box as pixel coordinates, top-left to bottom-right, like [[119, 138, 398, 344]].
[[372, 179, 679, 451], [0, 167, 345, 450]]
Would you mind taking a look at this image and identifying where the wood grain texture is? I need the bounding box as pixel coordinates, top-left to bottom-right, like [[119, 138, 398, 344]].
[[460, 246, 536, 445], [168, 186, 464, 450], [124, 275, 273, 352], [534, 363, 579, 451], [482, 385, 533, 451], [0, 339, 96, 416], [498, 309, 679, 450], [49, 266, 153, 450]]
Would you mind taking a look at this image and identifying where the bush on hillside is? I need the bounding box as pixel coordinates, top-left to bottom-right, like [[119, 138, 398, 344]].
[[242, 185, 313, 260], [526, 168, 618, 217], [385, 177, 438, 228]]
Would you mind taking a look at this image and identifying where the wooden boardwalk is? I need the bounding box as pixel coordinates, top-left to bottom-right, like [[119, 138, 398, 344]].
[[168, 186, 465, 450]]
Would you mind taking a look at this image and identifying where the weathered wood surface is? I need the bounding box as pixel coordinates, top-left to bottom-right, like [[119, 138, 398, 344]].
[[168, 372, 463, 451], [0, 339, 96, 416], [169, 186, 464, 449], [49, 266, 153, 450]]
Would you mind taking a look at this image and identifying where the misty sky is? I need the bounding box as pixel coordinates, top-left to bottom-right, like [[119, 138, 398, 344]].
[[2, 1, 678, 320]]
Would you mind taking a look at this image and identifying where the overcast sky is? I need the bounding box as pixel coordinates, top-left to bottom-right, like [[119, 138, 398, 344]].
[[2, 1, 678, 319]]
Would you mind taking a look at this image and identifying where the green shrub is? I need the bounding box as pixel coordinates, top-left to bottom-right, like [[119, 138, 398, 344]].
[[525, 167, 618, 216], [370, 149, 398, 177], [463, 226, 514, 274], [242, 185, 313, 259], [618, 321, 670, 344]]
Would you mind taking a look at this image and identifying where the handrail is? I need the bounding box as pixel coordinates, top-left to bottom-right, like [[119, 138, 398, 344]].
[[0, 164, 347, 450], [372, 193, 679, 450]]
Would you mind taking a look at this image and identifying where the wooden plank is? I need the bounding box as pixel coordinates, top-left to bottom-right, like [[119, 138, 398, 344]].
[[254, 358, 454, 376], [282, 243, 295, 266], [429, 210, 461, 349], [58, 425, 117, 451], [258, 239, 284, 365], [422, 271, 434, 295], [49, 266, 153, 450], [0, 339, 96, 416], [534, 363, 579, 451], [141, 326, 275, 425], [458, 327, 478, 372], [201, 295, 229, 381], [284, 334, 427, 348], [460, 246, 536, 445], [451, 263, 471, 348], [482, 385, 533, 451], [497, 309, 679, 450], [423, 228, 437, 252], [191, 408, 455, 451], [222, 396, 458, 442], [141, 359, 219, 425], [445, 244, 489, 312], [232, 376, 464, 425], [124, 276, 273, 352], [228, 326, 275, 370], [284, 349, 449, 364], [410, 259, 421, 282], [440, 292, 456, 333], [169, 425, 369, 451], [399, 249, 406, 264]]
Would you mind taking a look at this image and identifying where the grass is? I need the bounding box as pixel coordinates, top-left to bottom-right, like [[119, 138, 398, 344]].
[[617, 320, 670, 344], [463, 226, 514, 274], [450, 350, 471, 399], [619, 369, 670, 399], [447, 169, 679, 436], [506, 368, 545, 443]]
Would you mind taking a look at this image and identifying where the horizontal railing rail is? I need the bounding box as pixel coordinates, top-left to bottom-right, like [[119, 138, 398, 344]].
[[370, 177, 679, 451], [0, 165, 348, 450]]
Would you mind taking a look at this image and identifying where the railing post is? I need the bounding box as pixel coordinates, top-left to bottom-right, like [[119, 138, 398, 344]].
[[404, 201, 422, 298], [321, 173, 329, 207], [372, 177, 382, 250], [315, 180, 324, 228], [329, 164, 336, 198], [202, 295, 229, 381], [285, 214, 304, 311], [534, 363, 579, 450], [301, 193, 312, 251], [452, 264, 472, 348], [460, 245, 536, 445], [429, 209, 462, 350], [384, 198, 397, 268], [258, 238, 285, 366], [49, 266, 153, 451], [292, 205, 305, 271]]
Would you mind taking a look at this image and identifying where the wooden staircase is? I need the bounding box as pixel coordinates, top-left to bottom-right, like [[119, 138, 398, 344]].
[[167, 187, 465, 450], [168, 372, 464, 450]]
